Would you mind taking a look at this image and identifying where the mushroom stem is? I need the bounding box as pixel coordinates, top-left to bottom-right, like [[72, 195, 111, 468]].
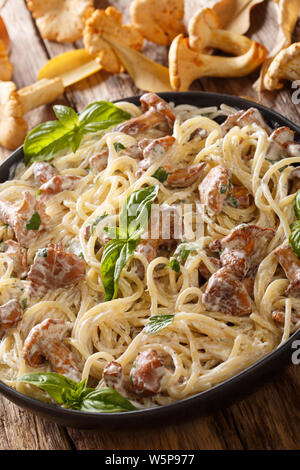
[[169, 35, 267, 91], [17, 77, 64, 114], [188, 8, 252, 56]]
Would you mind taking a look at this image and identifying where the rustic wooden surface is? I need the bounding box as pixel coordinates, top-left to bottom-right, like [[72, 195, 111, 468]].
[[0, 0, 300, 450]]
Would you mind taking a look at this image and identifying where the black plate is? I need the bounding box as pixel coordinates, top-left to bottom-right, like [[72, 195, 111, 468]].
[[0, 91, 299, 429]]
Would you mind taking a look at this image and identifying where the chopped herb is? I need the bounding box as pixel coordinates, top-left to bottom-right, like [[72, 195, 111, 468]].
[[113, 142, 126, 152], [167, 258, 181, 272], [37, 248, 48, 258], [21, 298, 28, 310], [143, 315, 175, 335], [89, 214, 108, 236], [26, 212, 41, 231], [152, 167, 169, 183], [174, 242, 198, 262], [294, 190, 300, 219], [36, 188, 41, 196], [219, 184, 228, 194], [78, 252, 84, 259]]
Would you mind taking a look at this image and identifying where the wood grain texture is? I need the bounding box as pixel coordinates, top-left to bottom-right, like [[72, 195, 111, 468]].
[[0, 0, 300, 450]]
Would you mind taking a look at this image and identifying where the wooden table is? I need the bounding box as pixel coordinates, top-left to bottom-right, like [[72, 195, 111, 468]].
[[1, 0, 300, 450]]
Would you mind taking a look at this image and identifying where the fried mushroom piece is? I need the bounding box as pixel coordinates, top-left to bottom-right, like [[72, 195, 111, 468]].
[[266, 127, 300, 163], [23, 318, 81, 381], [83, 6, 143, 73], [275, 244, 300, 297], [210, 224, 275, 278], [0, 300, 22, 331], [26, 0, 94, 43], [33, 161, 80, 199], [0, 191, 49, 248], [165, 162, 206, 188], [130, 349, 164, 397], [136, 136, 175, 176], [221, 107, 271, 135], [199, 165, 231, 214], [0, 240, 27, 278], [103, 361, 131, 397], [136, 204, 182, 262], [27, 243, 86, 297], [116, 93, 175, 135], [289, 167, 300, 194], [272, 310, 297, 326], [89, 144, 143, 172], [202, 267, 252, 316], [130, 0, 185, 46]]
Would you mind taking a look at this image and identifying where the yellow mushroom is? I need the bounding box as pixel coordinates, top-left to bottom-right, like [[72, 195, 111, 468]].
[[83, 6, 144, 74], [26, 0, 94, 43], [0, 40, 13, 81], [188, 8, 253, 56], [0, 77, 64, 150], [130, 0, 185, 46], [169, 34, 267, 92], [264, 42, 300, 91]]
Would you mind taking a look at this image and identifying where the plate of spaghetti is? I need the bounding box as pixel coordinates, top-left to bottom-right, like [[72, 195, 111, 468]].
[[0, 91, 299, 428]]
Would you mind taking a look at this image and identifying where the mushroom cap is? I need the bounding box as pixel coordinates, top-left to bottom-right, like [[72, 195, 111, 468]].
[[0, 81, 28, 150], [130, 0, 185, 46], [169, 34, 267, 91], [0, 40, 13, 81], [26, 0, 94, 43], [264, 42, 300, 91], [188, 8, 221, 52], [83, 7, 143, 74]]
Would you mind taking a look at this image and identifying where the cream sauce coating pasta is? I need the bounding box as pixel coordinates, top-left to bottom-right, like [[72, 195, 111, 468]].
[[0, 98, 299, 408]]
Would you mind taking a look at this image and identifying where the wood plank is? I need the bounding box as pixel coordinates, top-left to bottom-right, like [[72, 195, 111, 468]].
[[0, 395, 71, 450], [1, 0, 300, 451]]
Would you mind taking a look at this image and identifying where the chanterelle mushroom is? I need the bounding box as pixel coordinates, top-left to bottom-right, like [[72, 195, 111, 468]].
[[275, 244, 300, 297], [169, 34, 267, 91], [0, 40, 13, 81], [0, 81, 27, 149], [264, 42, 300, 91], [130, 0, 185, 46], [26, 0, 94, 43], [0, 78, 64, 150], [188, 8, 252, 56], [115, 92, 175, 135], [83, 6, 143, 74], [23, 318, 81, 381]]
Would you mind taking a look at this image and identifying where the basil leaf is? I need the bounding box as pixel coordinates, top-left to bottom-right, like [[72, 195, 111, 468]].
[[24, 102, 131, 165], [114, 142, 126, 152], [143, 314, 175, 335], [24, 121, 75, 164], [152, 167, 168, 183], [53, 105, 79, 129], [100, 239, 138, 301], [17, 373, 135, 412], [17, 372, 78, 405], [168, 259, 181, 272], [26, 212, 41, 231], [294, 190, 300, 219], [81, 388, 136, 413], [79, 102, 130, 130], [289, 222, 300, 258], [119, 185, 159, 240]]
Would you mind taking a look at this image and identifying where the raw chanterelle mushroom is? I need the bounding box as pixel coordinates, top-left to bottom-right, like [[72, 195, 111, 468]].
[[0, 40, 13, 81], [169, 34, 267, 92], [26, 0, 94, 43], [188, 8, 253, 56], [83, 6, 144, 74], [264, 42, 300, 91], [130, 0, 185, 46], [0, 77, 64, 149]]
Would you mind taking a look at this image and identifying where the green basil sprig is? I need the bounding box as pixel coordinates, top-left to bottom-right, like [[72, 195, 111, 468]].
[[289, 190, 300, 257], [17, 372, 136, 413], [101, 185, 159, 301], [24, 102, 131, 165], [143, 314, 175, 335]]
